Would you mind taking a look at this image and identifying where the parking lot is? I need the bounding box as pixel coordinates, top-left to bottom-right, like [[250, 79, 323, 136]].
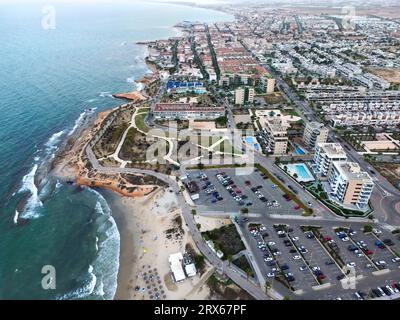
[[239, 218, 400, 299], [245, 223, 320, 293], [318, 228, 371, 277], [349, 228, 400, 271], [188, 168, 302, 215]]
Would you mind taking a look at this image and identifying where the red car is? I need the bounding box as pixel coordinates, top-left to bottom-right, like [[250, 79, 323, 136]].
[[318, 274, 326, 280], [294, 205, 301, 210], [324, 236, 332, 241], [366, 250, 374, 255]]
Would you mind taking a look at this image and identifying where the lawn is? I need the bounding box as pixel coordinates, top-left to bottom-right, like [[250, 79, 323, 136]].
[[135, 112, 150, 133]]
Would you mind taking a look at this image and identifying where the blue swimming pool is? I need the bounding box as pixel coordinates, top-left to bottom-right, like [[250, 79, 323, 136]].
[[294, 144, 306, 155], [284, 163, 315, 182], [243, 136, 261, 151]]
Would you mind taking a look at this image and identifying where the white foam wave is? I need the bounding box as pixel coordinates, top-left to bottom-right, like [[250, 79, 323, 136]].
[[99, 92, 114, 99], [126, 77, 136, 84], [18, 164, 43, 219], [45, 130, 64, 149], [136, 82, 145, 91], [13, 210, 19, 225], [68, 112, 85, 136], [56, 265, 97, 300], [55, 180, 62, 189]]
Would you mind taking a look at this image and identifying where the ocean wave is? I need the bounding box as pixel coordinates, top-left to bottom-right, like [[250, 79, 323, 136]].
[[126, 77, 136, 84], [56, 265, 97, 300], [45, 130, 64, 149], [99, 92, 115, 99], [18, 164, 43, 219], [68, 112, 86, 136], [81, 187, 120, 300]]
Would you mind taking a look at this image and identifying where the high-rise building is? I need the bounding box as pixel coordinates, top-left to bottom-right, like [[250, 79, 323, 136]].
[[264, 118, 288, 156], [235, 86, 255, 105], [313, 143, 347, 177], [327, 161, 374, 210], [266, 78, 275, 94], [303, 122, 329, 149]]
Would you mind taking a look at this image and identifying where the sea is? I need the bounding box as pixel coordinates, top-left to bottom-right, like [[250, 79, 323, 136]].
[[0, 0, 232, 300]]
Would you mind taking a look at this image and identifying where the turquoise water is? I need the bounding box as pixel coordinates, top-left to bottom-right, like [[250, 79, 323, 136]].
[[0, 1, 232, 299], [294, 144, 306, 155], [286, 164, 315, 182], [244, 136, 261, 151]]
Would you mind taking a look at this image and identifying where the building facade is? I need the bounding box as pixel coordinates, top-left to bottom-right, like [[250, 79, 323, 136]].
[[303, 121, 329, 149], [313, 143, 347, 177], [153, 103, 225, 120], [327, 161, 374, 210], [234, 86, 255, 105]]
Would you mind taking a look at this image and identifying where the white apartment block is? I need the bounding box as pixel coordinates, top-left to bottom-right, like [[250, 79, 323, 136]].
[[264, 119, 288, 156], [313, 143, 347, 177], [303, 122, 329, 149], [327, 161, 374, 210]]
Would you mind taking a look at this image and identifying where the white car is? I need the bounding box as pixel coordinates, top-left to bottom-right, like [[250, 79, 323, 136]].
[[311, 266, 320, 271], [373, 228, 382, 235], [264, 257, 273, 262], [392, 286, 400, 294], [347, 262, 356, 268], [291, 237, 299, 241], [386, 285, 395, 295], [376, 260, 386, 266], [391, 257, 400, 263], [268, 242, 276, 246], [357, 253, 363, 258], [341, 237, 350, 242], [267, 272, 275, 278], [299, 266, 307, 271], [293, 255, 301, 260], [277, 230, 285, 235], [273, 251, 281, 256]]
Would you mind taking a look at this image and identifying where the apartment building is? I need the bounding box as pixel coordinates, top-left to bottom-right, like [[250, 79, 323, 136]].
[[313, 143, 347, 177], [266, 78, 276, 94], [153, 103, 225, 120], [327, 161, 374, 210], [264, 119, 289, 156], [303, 122, 329, 149], [234, 86, 255, 105]]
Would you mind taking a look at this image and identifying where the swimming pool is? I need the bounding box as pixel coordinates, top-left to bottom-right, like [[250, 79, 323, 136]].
[[293, 144, 306, 155], [243, 136, 261, 152], [284, 163, 315, 182]]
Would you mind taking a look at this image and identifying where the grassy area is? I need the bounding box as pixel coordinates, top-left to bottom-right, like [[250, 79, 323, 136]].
[[202, 224, 245, 258], [135, 112, 150, 133], [255, 164, 313, 216], [232, 255, 254, 278]]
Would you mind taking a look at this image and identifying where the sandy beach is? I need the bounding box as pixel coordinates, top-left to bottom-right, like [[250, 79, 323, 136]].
[[104, 187, 214, 300]]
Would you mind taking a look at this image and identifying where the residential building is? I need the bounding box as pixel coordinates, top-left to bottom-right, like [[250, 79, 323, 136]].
[[234, 86, 255, 105], [327, 161, 374, 210], [313, 143, 347, 176], [153, 103, 225, 120], [264, 118, 289, 156], [303, 122, 329, 149], [266, 78, 276, 94]]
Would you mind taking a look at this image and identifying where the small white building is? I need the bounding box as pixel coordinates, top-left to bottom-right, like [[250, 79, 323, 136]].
[[169, 253, 186, 282]]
